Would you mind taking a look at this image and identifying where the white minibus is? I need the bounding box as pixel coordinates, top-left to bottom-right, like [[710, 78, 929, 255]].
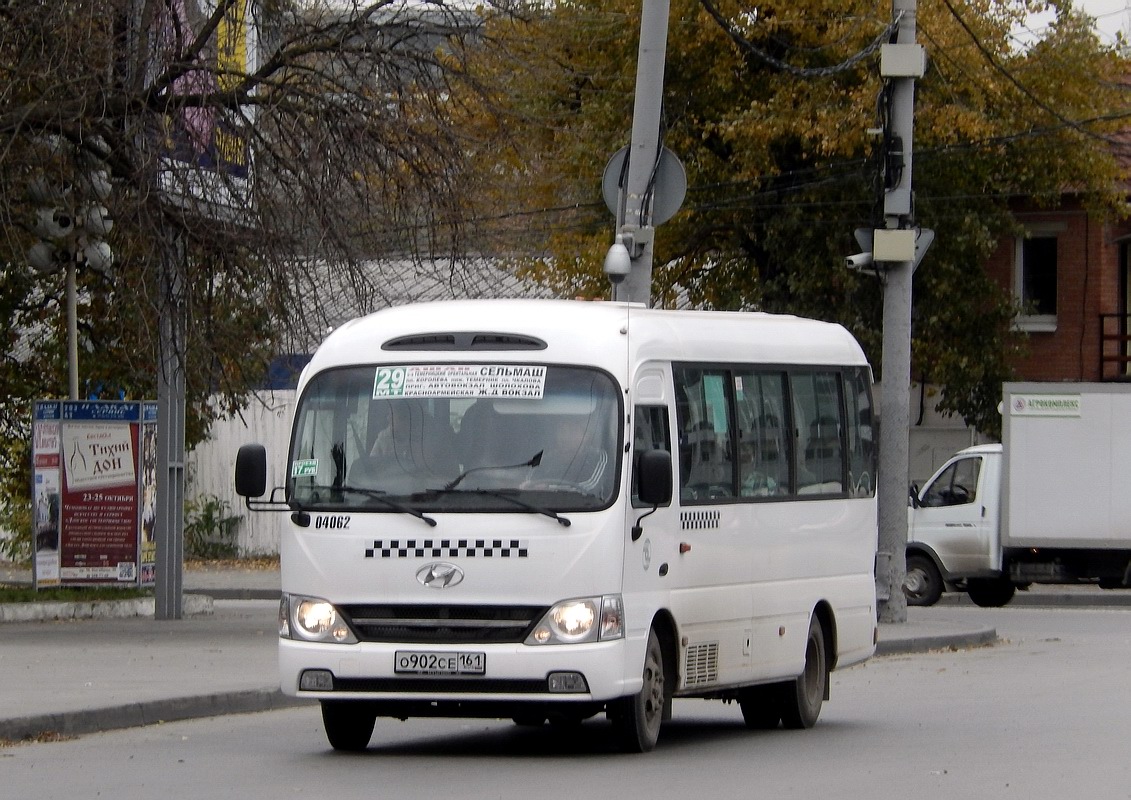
[[235, 298, 878, 752]]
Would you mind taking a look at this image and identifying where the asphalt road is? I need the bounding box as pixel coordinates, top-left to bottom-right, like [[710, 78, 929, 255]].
[[3, 604, 1129, 800]]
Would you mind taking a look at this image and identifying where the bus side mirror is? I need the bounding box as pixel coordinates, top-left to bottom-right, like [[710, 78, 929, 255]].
[[908, 483, 920, 508], [637, 449, 673, 506], [235, 444, 268, 498]]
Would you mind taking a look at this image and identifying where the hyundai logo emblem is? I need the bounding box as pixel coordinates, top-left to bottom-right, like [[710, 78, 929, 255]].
[[416, 562, 464, 589]]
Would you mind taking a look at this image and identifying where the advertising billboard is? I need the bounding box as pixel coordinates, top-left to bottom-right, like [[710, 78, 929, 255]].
[[32, 401, 159, 588]]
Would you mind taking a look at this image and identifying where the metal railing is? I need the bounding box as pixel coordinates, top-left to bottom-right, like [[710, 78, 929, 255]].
[[1100, 313, 1131, 380]]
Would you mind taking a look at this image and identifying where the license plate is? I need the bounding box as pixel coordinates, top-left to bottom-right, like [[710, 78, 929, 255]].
[[394, 650, 486, 675]]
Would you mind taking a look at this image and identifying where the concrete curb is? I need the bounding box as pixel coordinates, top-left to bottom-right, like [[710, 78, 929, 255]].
[[201, 588, 280, 601], [0, 689, 314, 743], [875, 625, 998, 656], [938, 592, 1131, 608], [0, 593, 213, 623]]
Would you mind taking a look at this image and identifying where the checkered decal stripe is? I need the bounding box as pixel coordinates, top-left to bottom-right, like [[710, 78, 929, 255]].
[[681, 510, 721, 530], [365, 539, 529, 559]]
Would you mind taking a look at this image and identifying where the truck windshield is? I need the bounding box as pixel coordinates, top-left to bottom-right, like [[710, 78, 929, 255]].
[[287, 363, 621, 513]]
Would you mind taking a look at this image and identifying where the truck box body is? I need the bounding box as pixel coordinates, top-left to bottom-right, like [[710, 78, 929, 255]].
[[1002, 383, 1131, 550]]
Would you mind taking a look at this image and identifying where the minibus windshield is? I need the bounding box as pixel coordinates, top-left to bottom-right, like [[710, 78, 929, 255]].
[[288, 363, 621, 514]]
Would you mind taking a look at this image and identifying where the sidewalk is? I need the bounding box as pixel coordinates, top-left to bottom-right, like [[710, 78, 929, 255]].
[[0, 563, 996, 743]]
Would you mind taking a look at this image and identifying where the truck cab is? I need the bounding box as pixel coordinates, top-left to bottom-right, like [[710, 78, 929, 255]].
[[906, 443, 1003, 606]]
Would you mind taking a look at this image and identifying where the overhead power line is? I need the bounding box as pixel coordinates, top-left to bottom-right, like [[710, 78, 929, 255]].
[[939, 0, 1122, 145], [697, 0, 902, 77]]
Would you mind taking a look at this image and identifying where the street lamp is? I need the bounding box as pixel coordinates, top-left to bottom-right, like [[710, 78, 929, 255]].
[[27, 167, 114, 400]]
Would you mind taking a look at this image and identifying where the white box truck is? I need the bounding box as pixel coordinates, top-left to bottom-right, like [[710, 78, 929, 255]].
[[905, 382, 1131, 606]]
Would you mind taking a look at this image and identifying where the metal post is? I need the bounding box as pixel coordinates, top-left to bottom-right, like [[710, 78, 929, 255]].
[[613, 0, 670, 306], [876, 0, 919, 623], [66, 260, 79, 400], [154, 233, 186, 620]]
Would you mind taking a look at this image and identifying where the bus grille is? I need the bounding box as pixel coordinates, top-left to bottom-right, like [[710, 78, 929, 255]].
[[339, 604, 548, 644]]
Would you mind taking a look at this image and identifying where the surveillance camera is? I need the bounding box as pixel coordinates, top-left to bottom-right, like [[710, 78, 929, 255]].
[[844, 252, 874, 270], [604, 240, 632, 284]]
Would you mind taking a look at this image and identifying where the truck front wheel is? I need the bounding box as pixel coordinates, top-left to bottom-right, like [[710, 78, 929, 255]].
[[904, 554, 944, 606], [966, 577, 1016, 608]]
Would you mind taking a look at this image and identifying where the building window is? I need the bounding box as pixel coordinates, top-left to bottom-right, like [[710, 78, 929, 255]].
[[1015, 229, 1061, 332]]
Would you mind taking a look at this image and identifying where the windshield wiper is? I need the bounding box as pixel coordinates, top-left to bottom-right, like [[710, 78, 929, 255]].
[[443, 451, 543, 491], [423, 486, 571, 527], [334, 485, 437, 527]]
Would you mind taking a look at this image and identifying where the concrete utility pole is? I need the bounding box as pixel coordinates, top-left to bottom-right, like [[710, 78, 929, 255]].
[[611, 0, 671, 305], [154, 234, 187, 620], [874, 0, 926, 623]]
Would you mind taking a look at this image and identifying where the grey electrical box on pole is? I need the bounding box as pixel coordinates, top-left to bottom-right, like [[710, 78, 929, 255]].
[[875, 0, 926, 624]]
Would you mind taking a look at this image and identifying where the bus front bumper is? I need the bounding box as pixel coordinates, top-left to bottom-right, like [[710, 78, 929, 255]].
[[279, 635, 643, 706]]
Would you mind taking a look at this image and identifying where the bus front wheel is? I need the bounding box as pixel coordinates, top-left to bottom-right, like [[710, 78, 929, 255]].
[[321, 700, 376, 752], [610, 627, 668, 752]]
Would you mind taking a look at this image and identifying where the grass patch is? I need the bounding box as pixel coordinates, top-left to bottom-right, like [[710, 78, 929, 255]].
[[0, 585, 152, 604], [185, 555, 279, 570]]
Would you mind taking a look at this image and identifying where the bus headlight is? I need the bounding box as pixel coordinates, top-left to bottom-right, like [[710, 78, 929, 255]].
[[526, 595, 624, 645], [279, 593, 358, 644]]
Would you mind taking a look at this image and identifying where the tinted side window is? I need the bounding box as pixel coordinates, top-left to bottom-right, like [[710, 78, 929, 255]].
[[674, 364, 866, 505], [734, 370, 789, 497], [845, 367, 876, 497], [675, 368, 735, 502], [793, 372, 845, 495]]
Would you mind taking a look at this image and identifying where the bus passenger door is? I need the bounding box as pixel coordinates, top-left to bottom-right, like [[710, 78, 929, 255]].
[[668, 368, 758, 689]]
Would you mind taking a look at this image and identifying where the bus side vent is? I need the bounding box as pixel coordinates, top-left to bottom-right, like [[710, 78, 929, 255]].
[[382, 332, 547, 351], [684, 642, 719, 686], [681, 510, 720, 530]]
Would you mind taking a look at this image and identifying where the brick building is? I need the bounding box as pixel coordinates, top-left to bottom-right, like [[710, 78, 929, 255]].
[[983, 198, 1131, 382], [908, 192, 1131, 483]]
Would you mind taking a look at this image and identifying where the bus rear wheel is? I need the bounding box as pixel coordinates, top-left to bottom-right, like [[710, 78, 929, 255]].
[[321, 700, 376, 752], [610, 627, 668, 752], [780, 614, 828, 730]]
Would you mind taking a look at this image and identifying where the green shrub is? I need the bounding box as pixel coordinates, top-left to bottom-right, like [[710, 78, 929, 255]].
[[0, 499, 32, 564], [183, 494, 243, 560]]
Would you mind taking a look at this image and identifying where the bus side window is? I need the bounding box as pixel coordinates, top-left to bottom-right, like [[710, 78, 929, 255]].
[[793, 372, 846, 495], [845, 367, 876, 497], [735, 371, 789, 498], [632, 405, 671, 507], [674, 367, 734, 502]]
